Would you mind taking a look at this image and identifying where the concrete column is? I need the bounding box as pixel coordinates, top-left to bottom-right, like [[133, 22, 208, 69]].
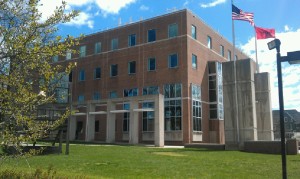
[[255, 73, 274, 140], [154, 94, 164, 147], [106, 100, 116, 143], [69, 115, 76, 140], [129, 100, 139, 144], [223, 59, 258, 150], [85, 103, 95, 142]]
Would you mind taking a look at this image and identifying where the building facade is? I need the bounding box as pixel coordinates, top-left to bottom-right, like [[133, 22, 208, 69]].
[[54, 9, 251, 145]]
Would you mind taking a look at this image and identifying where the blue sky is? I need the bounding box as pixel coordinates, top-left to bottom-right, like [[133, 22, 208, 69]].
[[39, 0, 300, 111]]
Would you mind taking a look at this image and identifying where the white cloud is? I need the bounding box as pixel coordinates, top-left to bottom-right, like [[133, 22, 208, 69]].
[[38, 0, 137, 28], [240, 27, 300, 111], [140, 5, 149, 11], [284, 25, 290, 31], [200, 0, 226, 8], [183, 0, 190, 6], [65, 12, 94, 29], [94, 0, 137, 14]]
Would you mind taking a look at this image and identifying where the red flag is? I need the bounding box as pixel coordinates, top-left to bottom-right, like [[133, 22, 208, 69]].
[[255, 26, 275, 39]]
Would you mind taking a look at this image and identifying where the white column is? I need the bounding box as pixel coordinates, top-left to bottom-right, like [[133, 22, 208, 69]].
[[106, 100, 116, 143], [129, 100, 139, 144], [154, 94, 164, 147], [85, 103, 95, 142]]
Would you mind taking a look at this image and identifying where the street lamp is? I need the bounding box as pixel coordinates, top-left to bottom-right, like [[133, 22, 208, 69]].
[[268, 38, 300, 179]]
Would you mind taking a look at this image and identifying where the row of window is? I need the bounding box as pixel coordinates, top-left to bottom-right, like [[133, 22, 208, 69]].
[[77, 53, 184, 81], [190, 25, 237, 61], [77, 86, 159, 102], [52, 23, 179, 62]]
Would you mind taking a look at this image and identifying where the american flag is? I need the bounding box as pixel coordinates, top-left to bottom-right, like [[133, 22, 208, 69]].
[[232, 4, 254, 26]]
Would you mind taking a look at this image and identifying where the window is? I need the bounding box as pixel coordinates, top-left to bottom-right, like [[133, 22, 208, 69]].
[[191, 25, 197, 39], [123, 103, 130, 132], [207, 36, 212, 49], [168, 23, 178, 38], [220, 45, 224, 57], [143, 86, 159, 95], [192, 54, 197, 69], [164, 84, 182, 131], [128, 61, 136, 74], [208, 62, 223, 119], [94, 67, 101, 79], [93, 92, 100, 100], [52, 55, 58, 62], [235, 55, 238, 61], [79, 45, 86, 58], [111, 38, 118, 50], [124, 88, 138, 97], [95, 120, 100, 132], [110, 64, 118, 77], [168, 53, 178, 68], [164, 83, 181, 98], [66, 51, 72, 60], [192, 84, 202, 131], [228, 50, 232, 61], [75, 121, 83, 139], [128, 34, 136, 47], [148, 57, 156, 71], [148, 29, 156, 42], [69, 71, 73, 82], [109, 91, 117, 98], [78, 69, 85, 81], [78, 95, 84, 103], [95, 42, 101, 54], [143, 102, 154, 131]]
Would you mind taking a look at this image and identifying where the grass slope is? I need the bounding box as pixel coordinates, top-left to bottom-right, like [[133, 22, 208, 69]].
[[1, 144, 300, 178]]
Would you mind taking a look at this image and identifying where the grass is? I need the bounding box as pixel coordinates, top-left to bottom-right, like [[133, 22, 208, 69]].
[[1, 144, 300, 178]]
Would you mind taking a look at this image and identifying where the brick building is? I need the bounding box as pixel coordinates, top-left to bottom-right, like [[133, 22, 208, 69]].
[[53, 9, 250, 145]]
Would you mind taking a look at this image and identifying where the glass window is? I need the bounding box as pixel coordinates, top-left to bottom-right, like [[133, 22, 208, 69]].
[[192, 84, 201, 100], [78, 69, 85, 81], [191, 25, 197, 39], [123, 103, 130, 132], [128, 34, 136, 47], [192, 54, 197, 69], [164, 99, 182, 131], [207, 36, 212, 49], [79, 45, 86, 58], [78, 95, 84, 102], [235, 55, 238, 61], [168, 23, 178, 38], [110, 64, 118, 77], [148, 57, 156, 71], [94, 67, 101, 79], [164, 83, 181, 99], [148, 29, 156, 42], [228, 50, 231, 61], [95, 42, 101, 54], [208, 62, 223, 120], [111, 38, 118, 50], [143, 86, 159, 95], [93, 92, 100, 100], [128, 61, 136, 74], [66, 51, 72, 60], [95, 120, 100, 132], [124, 88, 138, 97], [52, 55, 58, 62], [192, 100, 202, 131], [109, 91, 117, 99], [168, 53, 178, 68], [143, 102, 154, 131], [220, 45, 224, 57]]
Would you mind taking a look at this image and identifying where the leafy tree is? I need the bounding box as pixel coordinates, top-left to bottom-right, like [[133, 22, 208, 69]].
[[0, 0, 79, 155]]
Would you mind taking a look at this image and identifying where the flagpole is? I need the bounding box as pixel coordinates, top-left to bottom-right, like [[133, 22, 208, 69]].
[[231, 0, 240, 147], [254, 27, 259, 73]]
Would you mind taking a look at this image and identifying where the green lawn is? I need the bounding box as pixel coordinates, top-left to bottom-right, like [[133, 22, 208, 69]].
[[1, 144, 300, 178]]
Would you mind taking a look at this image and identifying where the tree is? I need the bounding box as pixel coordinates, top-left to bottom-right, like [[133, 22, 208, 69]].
[[0, 0, 79, 155]]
